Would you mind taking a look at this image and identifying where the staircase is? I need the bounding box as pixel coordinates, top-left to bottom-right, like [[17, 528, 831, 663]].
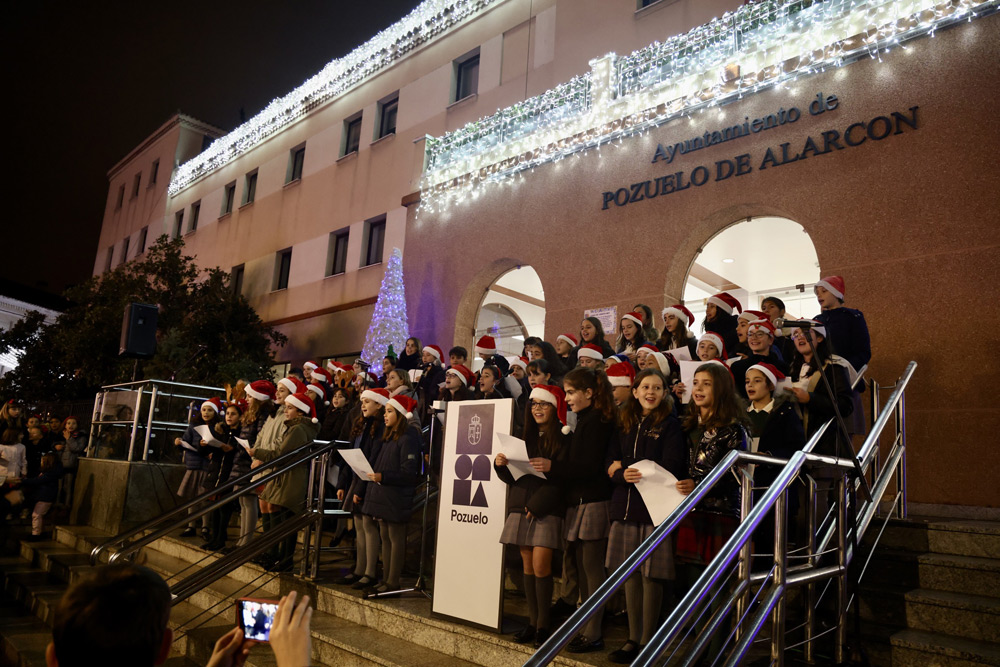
[[1, 524, 605, 667], [860, 516, 1000, 667]]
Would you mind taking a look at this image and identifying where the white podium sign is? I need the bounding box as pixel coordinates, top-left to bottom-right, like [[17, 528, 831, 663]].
[[431, 399, 512, 631]]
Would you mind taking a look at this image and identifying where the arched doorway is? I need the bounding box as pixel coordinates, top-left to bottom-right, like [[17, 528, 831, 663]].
[[681, 216, 820, 331], [475, 266, 545, 359]]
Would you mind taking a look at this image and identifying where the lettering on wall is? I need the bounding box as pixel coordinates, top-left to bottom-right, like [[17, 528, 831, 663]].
[[600, 93, 919, 210]]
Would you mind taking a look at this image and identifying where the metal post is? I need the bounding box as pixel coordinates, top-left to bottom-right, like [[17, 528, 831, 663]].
[[868, 380, 880, 483], [87, 391, 102, 457], [301, 457, 317, 577], [804, 476, 818, 663], [143, 384, 158, 461], [734, 469, 754, 641], [834, 476, 848, 664], [771, 489, 787, 667], [312, 451, 329, 579], [126, 384, 144, 462], [895, 391, 907, 519]]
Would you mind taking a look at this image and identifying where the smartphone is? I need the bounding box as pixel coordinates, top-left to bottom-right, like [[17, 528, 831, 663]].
[[237, 597, 279, 642]]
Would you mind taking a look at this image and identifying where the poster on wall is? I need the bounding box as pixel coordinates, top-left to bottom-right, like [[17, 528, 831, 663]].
[[431, 398, 513, 631], [584, 306, 618, 336]]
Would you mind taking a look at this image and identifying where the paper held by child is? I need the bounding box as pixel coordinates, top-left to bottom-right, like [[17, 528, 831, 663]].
[[234, 437, 251, 452], [178, 439, 199, 453], [194, 425, 227, 448], [629, 459, 686, 526], [494, 432, 546, 481], [665, 346, 691, 362], [338, 448, 375, 480], [677, 360, 703, 403]]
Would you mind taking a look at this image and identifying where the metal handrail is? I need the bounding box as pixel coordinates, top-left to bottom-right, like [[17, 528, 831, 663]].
[[91, 438, 347, 565]]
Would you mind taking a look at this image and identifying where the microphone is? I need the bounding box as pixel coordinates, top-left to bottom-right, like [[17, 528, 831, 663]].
[[774, 318, 818, 329]]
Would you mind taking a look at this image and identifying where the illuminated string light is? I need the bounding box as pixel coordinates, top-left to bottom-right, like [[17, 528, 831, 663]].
[[417, 0, 998, 215]]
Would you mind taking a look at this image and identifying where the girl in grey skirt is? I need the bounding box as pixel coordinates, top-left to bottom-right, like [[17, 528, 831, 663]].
[[495, 384, 570, 647], [605, 369, 687, 664]]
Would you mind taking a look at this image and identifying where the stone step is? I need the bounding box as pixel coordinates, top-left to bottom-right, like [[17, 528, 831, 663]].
[[865, 548, 1000, 596], [861, 584, 1000, 644], [874, 517, 1000, 559], [889, 629, 1000, 667], [0, 597, 50, 667]]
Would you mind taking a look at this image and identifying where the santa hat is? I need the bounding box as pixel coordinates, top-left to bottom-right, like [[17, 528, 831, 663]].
[[306, 381, 330, 406], [621, 311, 644, 328], [423, 345, 443, 362], [557, 333, 578, 348], [530, 385, 571, 435], [607, 353, 630, 365], [302, 361, 319, 373], [286, 392, 319, 423], [748, 362, 786, 389], [446, 364, 475, 386], [507, 356, 529, 371], [227, 398, 248, 414], [278, 377, 307, 395], [797, 319, 827, 338], [360, 387, 390, 405], [699, 333, 728, 360], [662, 304, 695, 327], [607, 361, 636, 387], [387, 394, 418, 420], [649, 352, 671, 376], [707, 292, 742, 315], [245, 380, 276, 402], [816, 276, 846, 300], [201, 397, 224, 414], [475, 335, 497, 356], [747, 319, 776, 338], [577, 344, 604, 361], [311, 368, 333, 385], [738, 309, 768, 323], [327, 360, 347, 374]]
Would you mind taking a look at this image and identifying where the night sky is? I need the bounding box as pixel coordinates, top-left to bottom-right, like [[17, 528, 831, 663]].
[[4, 0, 419, 297]]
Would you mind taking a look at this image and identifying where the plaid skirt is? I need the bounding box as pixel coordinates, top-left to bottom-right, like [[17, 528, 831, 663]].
[[675, 511, 738, 566], [177, 469, 209, 499], [500, 512, 563, 550], [605, 521, 674, 580], [564, 501, 611, 542]]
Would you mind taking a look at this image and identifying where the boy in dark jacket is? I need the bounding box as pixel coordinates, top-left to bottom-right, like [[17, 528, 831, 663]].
[[22, 452, 60, 539]]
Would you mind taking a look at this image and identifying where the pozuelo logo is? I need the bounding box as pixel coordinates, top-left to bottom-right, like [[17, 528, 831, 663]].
[[454, 406, 492, 508]]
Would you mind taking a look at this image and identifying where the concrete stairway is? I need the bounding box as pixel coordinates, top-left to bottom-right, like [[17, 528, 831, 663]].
[[0, 524, 609, 667], [860, 516, 1000, 667]]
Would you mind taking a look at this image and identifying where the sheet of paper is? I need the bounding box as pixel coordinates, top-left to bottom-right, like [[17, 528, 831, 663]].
[[775, 378, 810, 397], [677, 361, 703, 404], [409, 368, 424, 382], [234, 436, 251, 452], [630, 459, 685, 526], [178, 439, 199, 453], [494, 432, 545, 481], [194, 424, 227, 448], [665, 346, 691, 362], [504, 376, 523, 401], [338, 448, 375, 480]]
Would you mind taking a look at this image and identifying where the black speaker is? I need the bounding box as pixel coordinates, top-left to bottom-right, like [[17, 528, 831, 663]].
[[119, 303, 158, 358]]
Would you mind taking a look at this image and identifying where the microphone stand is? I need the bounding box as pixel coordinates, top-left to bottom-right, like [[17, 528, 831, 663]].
[[170, 345, 208, 382]]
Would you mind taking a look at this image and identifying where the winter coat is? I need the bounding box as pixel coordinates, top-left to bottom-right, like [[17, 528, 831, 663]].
[[396, 351, 421, 371], [21, 469, 60, 504], [607, 414, 686, 524], [815, 308, 872, 377], [361, 425, 423, 522], [205, 422, 240, 491], [56, 432, 87, 469], [746, 397, 806, 491], [495, 428, 570, 519], [685, 422, 748, 516], [318, 404, 353, 443], [255, 416, 319, 510], [340, 417, 385, 514], [547, 407, 615, 506], [255, 410, 287, 454], [0, 443, 26, 478], [23, 435, 53, 478], [416, 362, 447, 409], [792, 357, 854, 456], [178, 418, 216, 471], [731, 352, 790, 400], [229, 411, 268, 485]]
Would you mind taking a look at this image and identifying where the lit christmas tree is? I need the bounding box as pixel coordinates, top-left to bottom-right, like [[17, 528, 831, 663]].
[[361, 247, 409, 367]]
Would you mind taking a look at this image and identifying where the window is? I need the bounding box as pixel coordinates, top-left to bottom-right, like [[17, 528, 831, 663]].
[[221, 181, 236, 216], [363, 217, 386, 267], [242, 170, 258, 205], [120, 236, 130, 265], [105, 246, 114, 272], [376, 94, 398, 139], [137, 226, 148, 255], [131, 173, 141, 198], [232, 264, 245, 296], [453, 49, 480, 102], [189, 201, 201, 233], [150, 159, 159, 186], [287, 145, 306, 183], [173, 210, 184, 238], [342, 114, 362, 156], [116, 184, 125, 210], [274, 249, 292, 291], [327, 229, 350, 276]]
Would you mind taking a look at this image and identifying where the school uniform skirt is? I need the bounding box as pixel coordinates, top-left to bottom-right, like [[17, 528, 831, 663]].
[[675, 510, 738, 566], [177, 469, 209, 499], [564, 501, 611, 542], [500, 512, 564, 550], [606, 520, 674, 580]]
